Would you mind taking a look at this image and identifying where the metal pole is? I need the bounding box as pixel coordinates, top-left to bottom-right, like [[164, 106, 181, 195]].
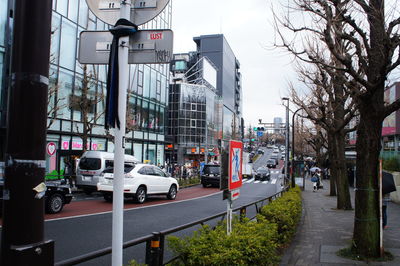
[[2, 0, 54, 265], [112, 1, 131, 265], [291, 108, 302, 188], [282, 98, 289, 187], [205, 122, 208, 164]]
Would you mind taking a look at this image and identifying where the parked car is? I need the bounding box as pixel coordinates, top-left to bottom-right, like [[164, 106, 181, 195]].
[[201, 164, 221, 188], [76, 151, 139, 195], [255, 167, 271, 181], [97, 164, 179, 204], [0, 176, 73, 215], [266, 159, 277, 168]]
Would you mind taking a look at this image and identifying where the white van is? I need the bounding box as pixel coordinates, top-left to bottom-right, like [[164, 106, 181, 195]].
[[76, 151, 139, 194]]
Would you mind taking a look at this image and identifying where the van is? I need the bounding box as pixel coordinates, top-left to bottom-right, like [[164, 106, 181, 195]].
[[76, 151, 139, 194]]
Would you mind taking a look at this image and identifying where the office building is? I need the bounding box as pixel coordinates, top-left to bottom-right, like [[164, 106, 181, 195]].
[[0, 0, 172, 175]]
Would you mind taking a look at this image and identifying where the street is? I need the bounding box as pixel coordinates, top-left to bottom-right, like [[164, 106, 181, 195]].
[[36, 151, 284, 265]]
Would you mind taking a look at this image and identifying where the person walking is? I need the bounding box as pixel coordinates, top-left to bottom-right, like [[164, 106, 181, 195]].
[[311, 169, 321, 192]]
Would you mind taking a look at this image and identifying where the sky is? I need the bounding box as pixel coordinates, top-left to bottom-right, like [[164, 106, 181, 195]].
[[171, 0, 297, 128]]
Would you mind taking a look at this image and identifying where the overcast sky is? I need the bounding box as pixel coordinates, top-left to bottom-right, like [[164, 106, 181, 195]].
[[171, 0, 297, 128]]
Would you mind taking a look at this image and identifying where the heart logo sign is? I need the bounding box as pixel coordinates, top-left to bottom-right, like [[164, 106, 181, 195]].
[[47, 142, 57, 156]]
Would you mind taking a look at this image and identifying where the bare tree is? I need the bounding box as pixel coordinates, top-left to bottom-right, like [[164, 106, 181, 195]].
[[70, 64, 105, 152], [274, 0, 400, 257]]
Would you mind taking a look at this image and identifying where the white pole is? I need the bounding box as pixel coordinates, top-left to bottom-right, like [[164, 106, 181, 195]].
[[112, 1, 131, 265]]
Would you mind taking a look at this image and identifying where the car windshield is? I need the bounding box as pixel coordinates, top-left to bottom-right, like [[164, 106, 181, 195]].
[[204, 166, 220, 174], [267, 160, 275, 164], [79, 158, 101, 170], [257, 168, 268, 173]]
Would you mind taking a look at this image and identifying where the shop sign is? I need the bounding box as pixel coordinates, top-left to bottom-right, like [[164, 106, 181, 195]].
[[46, 142, 57, 156], [62, 141, 101, 151]]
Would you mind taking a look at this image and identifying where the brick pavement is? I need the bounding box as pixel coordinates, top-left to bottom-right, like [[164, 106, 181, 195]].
[[280, 178, 400, 265]]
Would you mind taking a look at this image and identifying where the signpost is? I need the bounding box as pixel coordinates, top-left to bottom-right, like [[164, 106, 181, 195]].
[[226, 140, 243, 234], [82, 1, 172, 265], [86, 0, 170, 25], [79, 30, 173, 64]]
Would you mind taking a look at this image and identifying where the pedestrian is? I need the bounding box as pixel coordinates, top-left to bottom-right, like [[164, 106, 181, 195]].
[[311, 169, 321, 192], [382, 193, 390, 229]]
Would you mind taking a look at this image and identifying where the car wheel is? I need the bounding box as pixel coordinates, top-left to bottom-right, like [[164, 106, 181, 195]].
[[103, 193, 113, 202], [167, 185, 177, 200], [135, 186, 147, 204], [202, 182, 208, 188], [46, 193, 64, 214]]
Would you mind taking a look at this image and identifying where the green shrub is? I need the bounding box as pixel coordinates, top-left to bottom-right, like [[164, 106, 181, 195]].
[[259, 186, 302, 244], [383, 157, 400, 172], [167, 186, 302, 265], [168, 218, 280, 266], [178, 177, 200, 188]]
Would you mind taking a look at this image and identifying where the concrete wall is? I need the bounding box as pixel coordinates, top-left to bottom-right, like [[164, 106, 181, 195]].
[[390, 172, 400, 203]]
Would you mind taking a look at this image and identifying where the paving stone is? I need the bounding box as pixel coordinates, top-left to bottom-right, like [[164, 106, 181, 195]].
[[280, 178, 400, 266]]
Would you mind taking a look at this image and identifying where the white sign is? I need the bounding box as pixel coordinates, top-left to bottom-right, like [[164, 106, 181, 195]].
[[86, 0, 170, 26], [78, 30, 173, 64], [46, 142, 57, 156]]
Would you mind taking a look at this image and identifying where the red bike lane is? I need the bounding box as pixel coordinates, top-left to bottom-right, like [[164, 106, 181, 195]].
[[44, 186, 220, 221]]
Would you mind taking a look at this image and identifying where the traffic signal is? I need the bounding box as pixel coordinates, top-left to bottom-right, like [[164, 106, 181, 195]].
[[256, 127, 265, 131], [253, 127, 258, 131], [251, 138, 255, 141]]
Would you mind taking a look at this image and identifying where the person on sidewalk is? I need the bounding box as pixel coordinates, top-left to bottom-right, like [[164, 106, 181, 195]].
[[311, 169, 321, 192], [383, 193, 390, 229]]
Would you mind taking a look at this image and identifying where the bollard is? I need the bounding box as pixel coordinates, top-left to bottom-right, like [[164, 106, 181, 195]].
[[146, 232, 161, 266], [240, 207, 246, 222]]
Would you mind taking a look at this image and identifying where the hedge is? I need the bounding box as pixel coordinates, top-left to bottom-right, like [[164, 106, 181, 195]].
[[167, 186, 302, 266]]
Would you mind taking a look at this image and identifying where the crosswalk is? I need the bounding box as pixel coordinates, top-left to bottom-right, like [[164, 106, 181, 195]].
[[243, 177, 280, 185]]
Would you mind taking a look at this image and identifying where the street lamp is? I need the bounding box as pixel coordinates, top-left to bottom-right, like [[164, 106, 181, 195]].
[[292, 107, 303, 188], [282, 97, 290, 187]]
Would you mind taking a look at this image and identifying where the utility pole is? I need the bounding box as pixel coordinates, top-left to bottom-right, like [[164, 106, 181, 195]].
[[282, 97, 290, 187], [2, 0, 54, 265]]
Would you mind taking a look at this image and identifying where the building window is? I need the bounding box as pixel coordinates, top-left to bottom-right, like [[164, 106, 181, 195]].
[[191, 119, 196, 128], [59, 18, 77, 70]]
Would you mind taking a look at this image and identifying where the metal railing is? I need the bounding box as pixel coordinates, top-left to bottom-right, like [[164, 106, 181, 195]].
[[55, 186, 289, 266]]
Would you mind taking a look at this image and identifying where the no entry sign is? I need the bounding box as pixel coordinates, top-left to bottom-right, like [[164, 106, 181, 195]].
[[228, 140, 243, 191]]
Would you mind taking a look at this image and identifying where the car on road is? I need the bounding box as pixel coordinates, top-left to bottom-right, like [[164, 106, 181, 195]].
[[0, 176, 73, 214], [273, 148, 280, 154], [76, 151, 139, 195], [281, 154, 285, 160], [266, 159, 278, 168], [97, 164, 179, 203], [201, 164, 221, 188], [257, 149, 264, 155], [255, 167, 271, 181]]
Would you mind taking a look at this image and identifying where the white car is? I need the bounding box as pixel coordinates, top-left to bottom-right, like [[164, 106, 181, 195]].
[[97, 164, 179, 204]]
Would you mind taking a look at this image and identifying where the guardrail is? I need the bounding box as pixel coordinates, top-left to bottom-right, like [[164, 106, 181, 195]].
[[55, 186, 289, 266]]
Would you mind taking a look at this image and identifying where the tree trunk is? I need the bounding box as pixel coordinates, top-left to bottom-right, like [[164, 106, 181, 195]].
[[334, 130, 352, 210], [352, 107, 382, 257], [327, 134, 337, 196]]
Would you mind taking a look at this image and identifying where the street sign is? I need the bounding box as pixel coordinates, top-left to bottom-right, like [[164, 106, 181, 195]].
[[86, 0, 170, 26], [78, 29, 173, 64], [46, 142, 56, 156], [257, 131, 263, 137], [228, 140, 243, 191]]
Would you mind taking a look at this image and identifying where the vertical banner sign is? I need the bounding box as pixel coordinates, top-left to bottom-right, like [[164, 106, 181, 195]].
[[228, 140, 243, 191]]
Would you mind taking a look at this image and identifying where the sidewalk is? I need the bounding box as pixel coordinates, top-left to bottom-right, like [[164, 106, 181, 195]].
[[281, 178, 400, 265]]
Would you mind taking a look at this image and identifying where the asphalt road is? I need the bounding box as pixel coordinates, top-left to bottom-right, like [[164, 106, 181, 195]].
[[42, 155, 284, 265]]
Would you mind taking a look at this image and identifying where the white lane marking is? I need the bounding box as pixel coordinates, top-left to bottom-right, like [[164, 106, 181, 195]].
[[262, 181, 268, 184], [271, 179, 277, 184], [254, 180, 260, 184], [244, 178, 254, 183], [43, 190, 222, 223]]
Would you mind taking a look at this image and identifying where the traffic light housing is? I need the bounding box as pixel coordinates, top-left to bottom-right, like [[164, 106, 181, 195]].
[[256, 127, 265, 131]]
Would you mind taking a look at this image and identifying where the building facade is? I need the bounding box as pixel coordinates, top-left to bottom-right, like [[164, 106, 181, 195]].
[[193, 34, 243, 140], [0, 0, 172, 176]]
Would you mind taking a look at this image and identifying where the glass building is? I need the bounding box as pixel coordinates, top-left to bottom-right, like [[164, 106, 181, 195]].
[[0, 0, 172, 176]]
